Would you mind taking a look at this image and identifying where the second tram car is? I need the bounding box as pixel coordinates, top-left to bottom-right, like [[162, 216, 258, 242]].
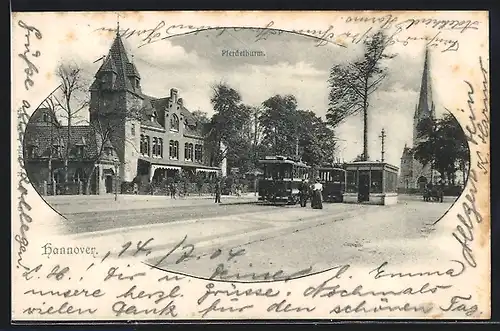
[[317, 166, 347, 202], [258, 156, 310, 204]]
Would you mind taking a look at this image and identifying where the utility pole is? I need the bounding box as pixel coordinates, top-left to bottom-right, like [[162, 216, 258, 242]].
[[379, 128, 386, 162], [295, 136, 299, 157]]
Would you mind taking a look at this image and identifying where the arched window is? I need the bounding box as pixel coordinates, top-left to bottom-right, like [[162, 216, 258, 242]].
[[184, 143, 194, 161], [145, 136, 150, 156], [26, 145, 38, 158], [195, 144, 203, 163], [42, 113, 49, 122], [76, 146, 84, 158], [152, 137, 158, 157], [140, 134, 145, 155], [169, 140, 179, 159], [170, 114, 179, 132], [158, 138, 163, 158]]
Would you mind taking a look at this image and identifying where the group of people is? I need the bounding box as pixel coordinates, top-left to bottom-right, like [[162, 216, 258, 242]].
[[299, 178, 323, 209], [423, 181, 444, 202]]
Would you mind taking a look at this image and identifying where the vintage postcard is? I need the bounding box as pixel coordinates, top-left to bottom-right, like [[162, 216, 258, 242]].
[[11, 11, 490, 321]]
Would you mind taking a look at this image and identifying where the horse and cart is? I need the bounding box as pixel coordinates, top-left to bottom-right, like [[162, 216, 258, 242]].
[[423, 183, 444, 202]]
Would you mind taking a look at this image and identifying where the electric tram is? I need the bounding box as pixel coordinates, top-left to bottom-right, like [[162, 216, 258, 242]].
[[257, 156, 311, 204], [317, 165, 347, 202]]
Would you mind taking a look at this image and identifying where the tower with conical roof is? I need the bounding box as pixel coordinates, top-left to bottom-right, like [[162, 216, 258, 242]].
[[88, 21, 143, 183], [399, 48, 436, 190]]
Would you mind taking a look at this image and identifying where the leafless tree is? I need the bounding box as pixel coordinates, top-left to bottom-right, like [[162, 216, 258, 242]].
[[39, 93, 63, 184], [80, 106, 143, 194], [51, 63, 90, 182]]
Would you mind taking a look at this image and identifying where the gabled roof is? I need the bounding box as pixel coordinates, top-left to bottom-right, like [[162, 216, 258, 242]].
[[90, 32, 141, 93], [140, 93, 206, 137], [28, 107, 61, 127], [24, 123, 100, 160]]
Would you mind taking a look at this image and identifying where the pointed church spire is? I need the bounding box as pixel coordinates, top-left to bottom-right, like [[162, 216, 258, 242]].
[[116, 13, 121, 36], [416, 47, 434, 120]]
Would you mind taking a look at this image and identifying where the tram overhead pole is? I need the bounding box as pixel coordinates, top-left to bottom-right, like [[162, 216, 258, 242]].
[[379, 128, 386, 162]]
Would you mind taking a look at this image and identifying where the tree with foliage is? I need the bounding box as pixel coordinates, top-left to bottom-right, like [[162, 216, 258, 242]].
[[208, 83, 252, 168], [259, 94, 299, 156], [295, 110, 337, 166], [413, 113, 469, 185], [326, 31, 395, 161], [192, 110, 210, 125]]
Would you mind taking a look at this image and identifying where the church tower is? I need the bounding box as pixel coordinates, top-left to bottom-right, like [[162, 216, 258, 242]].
[[399, 48, 436, 190], [88, 23, 142, 182], [412, 48, 436, 145]]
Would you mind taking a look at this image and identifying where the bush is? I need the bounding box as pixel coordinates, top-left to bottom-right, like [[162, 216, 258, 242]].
[[121, 181, 135, 194], [443, 185, 463, 196]]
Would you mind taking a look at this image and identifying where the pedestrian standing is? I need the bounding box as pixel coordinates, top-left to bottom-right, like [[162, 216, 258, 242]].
[[215, 179, 221, 203], [169, 182, 176, 199], [311, 177, 323, 209], [299, 179, 308, 207]]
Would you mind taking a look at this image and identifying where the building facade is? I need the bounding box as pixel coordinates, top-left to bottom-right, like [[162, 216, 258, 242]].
[[398, 49, 439, 190], [23, 30, 220, 195]]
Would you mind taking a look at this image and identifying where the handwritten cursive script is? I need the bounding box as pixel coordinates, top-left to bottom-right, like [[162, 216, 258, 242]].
[[451, 57, 489, 269], [17, 20, 42, 90], [93, 13, 481, 53], [16, 100, 33, 273]]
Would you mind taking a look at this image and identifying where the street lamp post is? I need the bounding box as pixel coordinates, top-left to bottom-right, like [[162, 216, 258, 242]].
[[114, 157, 120, 201]]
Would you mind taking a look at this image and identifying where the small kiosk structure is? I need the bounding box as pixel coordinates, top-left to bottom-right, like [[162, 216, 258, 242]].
[[342, 161, 399, 205]]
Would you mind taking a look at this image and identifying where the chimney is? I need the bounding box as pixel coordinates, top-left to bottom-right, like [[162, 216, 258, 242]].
[[170, 88, 178, 103], [178, 98, 183, 107]]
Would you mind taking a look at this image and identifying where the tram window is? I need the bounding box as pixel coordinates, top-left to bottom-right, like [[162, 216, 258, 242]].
[[331, 170, 340, 182], [319, 171, 329, 182], [346, 170, 357, 193], [264, 165, 273, 179], [282, 165, 291, 179]]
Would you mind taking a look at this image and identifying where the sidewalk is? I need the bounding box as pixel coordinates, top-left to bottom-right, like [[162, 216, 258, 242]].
[[44, 192, 256, 202], [44, 193, 258, 214]]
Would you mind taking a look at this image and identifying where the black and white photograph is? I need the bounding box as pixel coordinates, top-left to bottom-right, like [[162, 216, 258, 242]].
[[12, 11, 490, 320]]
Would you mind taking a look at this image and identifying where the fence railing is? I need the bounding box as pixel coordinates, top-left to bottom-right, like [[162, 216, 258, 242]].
[[42, 181, 88, 196]]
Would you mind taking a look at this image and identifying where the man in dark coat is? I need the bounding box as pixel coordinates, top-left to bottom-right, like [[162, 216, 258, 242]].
[[299, 179, 308, 207], [437, 179, 445, 203], [169, 182, 176, 199], [214, 179, 221, 203]]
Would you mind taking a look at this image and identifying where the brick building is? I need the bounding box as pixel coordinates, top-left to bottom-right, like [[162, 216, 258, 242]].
[[23, 30, 220, 195]]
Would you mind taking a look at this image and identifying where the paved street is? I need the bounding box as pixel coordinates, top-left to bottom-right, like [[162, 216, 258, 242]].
[[43, 194, 457, 282]]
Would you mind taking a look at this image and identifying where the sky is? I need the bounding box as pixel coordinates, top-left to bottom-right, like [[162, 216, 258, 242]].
[[41, 18, 450, 167]]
